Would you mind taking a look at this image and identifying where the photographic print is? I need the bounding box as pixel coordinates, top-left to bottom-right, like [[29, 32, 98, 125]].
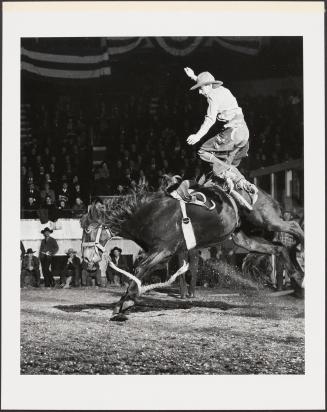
[[2, 2, 325, 411], [20, 35, 305, 376]]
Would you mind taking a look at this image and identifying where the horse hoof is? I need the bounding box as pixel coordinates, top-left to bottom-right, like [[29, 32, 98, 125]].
[[121, 300, 135, 312], [110, 314, 128, 322]]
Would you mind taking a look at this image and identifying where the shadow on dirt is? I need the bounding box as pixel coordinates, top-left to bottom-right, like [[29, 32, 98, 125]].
[[55, 296, 249, 314]]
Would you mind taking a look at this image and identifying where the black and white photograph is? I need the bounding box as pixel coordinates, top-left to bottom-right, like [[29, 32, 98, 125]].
[[2, 1, 325, 410]]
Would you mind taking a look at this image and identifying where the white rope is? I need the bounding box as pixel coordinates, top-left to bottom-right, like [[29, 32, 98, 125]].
[[140, 260, 189, 294], [108, 260, 190, 295], [107, 261, 142, 291]]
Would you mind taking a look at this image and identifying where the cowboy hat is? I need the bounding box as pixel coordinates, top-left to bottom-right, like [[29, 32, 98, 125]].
[[190, 71, 223, 90], [110, 246, 122, 254], [66, 248, 77, 255], [25, 248, 36, 254], [41, 227, 53, 234]]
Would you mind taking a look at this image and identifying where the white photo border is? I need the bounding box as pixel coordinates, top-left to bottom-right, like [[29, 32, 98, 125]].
[[2, 1, 325, 410]]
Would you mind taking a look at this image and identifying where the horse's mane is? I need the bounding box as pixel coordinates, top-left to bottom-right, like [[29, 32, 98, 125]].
[[80, 188, 166, 236]]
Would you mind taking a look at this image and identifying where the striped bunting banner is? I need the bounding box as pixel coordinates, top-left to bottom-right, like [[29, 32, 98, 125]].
[[21, 36, 264, 80], [21, 42, 111, 79]]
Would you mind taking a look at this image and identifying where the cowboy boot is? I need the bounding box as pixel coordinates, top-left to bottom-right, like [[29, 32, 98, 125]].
[[221, 167, 258, 205]]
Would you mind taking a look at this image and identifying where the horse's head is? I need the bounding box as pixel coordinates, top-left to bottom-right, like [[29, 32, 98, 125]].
[[81, 223, 112, 270]]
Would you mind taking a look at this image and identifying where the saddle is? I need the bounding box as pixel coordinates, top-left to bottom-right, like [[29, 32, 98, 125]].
[[168, 180, 216, 211], [167, 179, 239, 250], [168, 177, 255, 212]]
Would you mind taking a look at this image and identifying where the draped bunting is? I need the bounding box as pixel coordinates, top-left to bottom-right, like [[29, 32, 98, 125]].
[[154, 37, 203, 56], [21, 42, 111, 79], [21, 37, 263, 79], [106, 37, 145, 55], [213, 37, 263, 56]]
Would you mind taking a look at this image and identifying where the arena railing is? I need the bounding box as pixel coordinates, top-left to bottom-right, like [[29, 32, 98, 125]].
[[250, 158, 304, 287], [250, 158, 303, 205], [20, 209, 87, 219]]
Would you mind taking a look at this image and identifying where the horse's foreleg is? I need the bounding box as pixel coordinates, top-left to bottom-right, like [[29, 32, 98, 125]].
[[232, 231, 303, 293], [111, 249, 173, 317]]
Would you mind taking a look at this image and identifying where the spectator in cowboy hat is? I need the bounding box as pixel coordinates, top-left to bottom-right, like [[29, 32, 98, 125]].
[[60, 248, 81, 288], [81, 259, 103, 287], [21, 248, 41, 288], [39, 227, 59, 287], [106, 246, 129, 286]]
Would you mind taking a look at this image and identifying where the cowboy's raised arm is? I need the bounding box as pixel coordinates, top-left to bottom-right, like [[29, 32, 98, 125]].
[[184, 67, 197, 82]]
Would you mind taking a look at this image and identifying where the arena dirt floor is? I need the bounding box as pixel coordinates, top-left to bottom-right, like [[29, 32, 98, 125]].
[[20, 285, 304, 375]]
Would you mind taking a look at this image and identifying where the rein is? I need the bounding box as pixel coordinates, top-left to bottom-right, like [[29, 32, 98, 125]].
[[82, 225, 113, 255]]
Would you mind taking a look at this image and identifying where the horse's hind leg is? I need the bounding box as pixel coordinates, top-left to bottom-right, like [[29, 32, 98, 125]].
[[247, 192, 304, 245], [232, 231, 304, 293], [267, 219, 304, 246], [177, 250, 199, 298]]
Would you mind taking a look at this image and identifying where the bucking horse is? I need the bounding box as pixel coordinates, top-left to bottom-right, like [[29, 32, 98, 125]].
[[80, 176, 304, 321]]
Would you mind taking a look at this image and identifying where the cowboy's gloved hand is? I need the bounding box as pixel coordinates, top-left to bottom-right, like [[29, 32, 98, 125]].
[[184, 67, 197, 81], [187, 134, 201, 145]]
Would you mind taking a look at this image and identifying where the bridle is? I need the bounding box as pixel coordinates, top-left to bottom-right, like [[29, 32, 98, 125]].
[[81, 224, 113, 257]]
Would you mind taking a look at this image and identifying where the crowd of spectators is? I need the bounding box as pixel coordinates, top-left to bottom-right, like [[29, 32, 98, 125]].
[[91, 85, 303, 196], [21, 80, 303, 207], [21, 97, 92, 219]]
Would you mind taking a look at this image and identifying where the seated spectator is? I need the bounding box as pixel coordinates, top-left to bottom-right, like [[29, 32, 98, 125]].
[[24, 196, 38, 218], [72, 183, 84, 202], [44, 172, 55, 187], [127, 179, 138, 194], [21, 248, 41, 288], [81, 260, 103, 287], [106, 246, 129, 287], [49, 162, 58, 180], [138, 169, 149, 190], [25, 183, 40, 205], [58, 182, 71, 206], [40, 182, 56, 204], [35, 165, 46, 187], [57, 199, 72, 218], [72, 175, 79, 185], [121, 169, 132, 187], [100, 161, 110, 179], [60, 248, 81, 288], [115, 184, 126, 196], [72, 197, 87, 218], [43, 146, 51, 164], [39, 195, 58, 223]]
